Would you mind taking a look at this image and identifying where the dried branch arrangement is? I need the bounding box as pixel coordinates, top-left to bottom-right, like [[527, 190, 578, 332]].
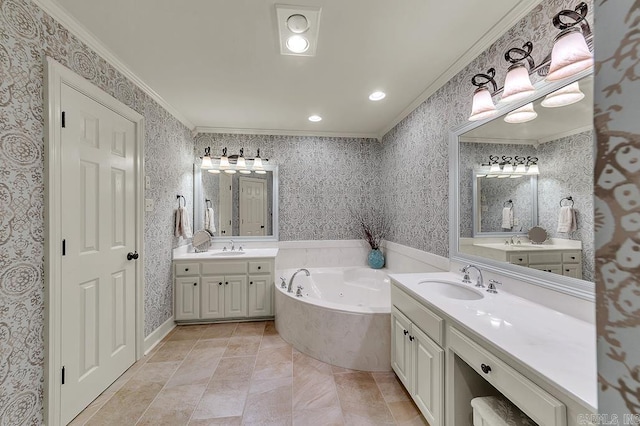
[[351, 207, 390, 250]]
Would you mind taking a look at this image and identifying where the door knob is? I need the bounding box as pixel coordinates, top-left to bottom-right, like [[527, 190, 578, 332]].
[[127, 251, 139, 261]]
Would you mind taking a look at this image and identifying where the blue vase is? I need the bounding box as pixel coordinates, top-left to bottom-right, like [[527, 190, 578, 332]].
[[368, 249, 385, 269]]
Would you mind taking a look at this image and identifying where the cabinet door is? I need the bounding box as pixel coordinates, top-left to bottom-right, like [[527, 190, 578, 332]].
[[391, 307, 412, 391], [411, 325, 444, 426], [248, 275, 272, 317], [529, 264, 563, 275], [562, 264, 581, 279], [225, 275, 248, 318], [175, 277, 200, 320], [201, 275, 225, 320]]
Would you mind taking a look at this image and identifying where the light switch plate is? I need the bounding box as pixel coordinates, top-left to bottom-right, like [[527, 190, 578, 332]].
[[145, 199, 154, 212]]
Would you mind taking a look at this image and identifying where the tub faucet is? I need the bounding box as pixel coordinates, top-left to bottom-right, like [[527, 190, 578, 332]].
[[288, 268, 310, 293], [229, 240, 235, 251], [461, 264, 484, 288]]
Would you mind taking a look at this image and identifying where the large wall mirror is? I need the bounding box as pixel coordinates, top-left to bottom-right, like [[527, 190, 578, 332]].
[[193, 164, 279, 241], [450, 70, 594, 300]]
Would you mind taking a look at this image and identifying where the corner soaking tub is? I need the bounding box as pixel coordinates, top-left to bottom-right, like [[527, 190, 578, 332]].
[[274, 267, 391, 371]]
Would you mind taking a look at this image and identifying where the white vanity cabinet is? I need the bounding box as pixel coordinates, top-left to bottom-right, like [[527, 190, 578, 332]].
[[174, 257, 274, 322], [390, 277, 595, 426], [391, 288, 444, 426], [508, 250, 582, 279]]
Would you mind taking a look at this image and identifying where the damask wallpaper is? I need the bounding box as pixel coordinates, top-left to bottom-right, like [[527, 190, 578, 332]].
[[0, 0, 193, 422], [594, 0, 640, 416], [380, 0, 593, 259], [194, 133, 382, 241]]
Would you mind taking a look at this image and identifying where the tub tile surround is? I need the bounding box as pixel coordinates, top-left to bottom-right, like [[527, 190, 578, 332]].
[[390, 271, 597, 412]]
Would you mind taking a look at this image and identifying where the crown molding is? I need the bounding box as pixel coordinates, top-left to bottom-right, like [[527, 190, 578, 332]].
[[33, 0, 195, 131], [378, 0, 543, 140], [536, 124, 593, 145], [459, 136, 539, 146], [195, 126, 380, 140]]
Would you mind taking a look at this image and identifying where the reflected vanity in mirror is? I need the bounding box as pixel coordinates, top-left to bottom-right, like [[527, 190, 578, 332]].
[[451, 71, 594, 298], [193, 161, 279, 242]]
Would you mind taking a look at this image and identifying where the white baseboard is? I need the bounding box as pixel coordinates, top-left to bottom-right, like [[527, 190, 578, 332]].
[[144, 317, 176, 355]]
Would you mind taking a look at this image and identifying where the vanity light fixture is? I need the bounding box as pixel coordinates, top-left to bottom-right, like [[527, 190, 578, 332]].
[[308, 115, 322, 122], [504, 102, 538, 124], [546, 2, 593, 81], [469, 69, 498, 121], [480, 155, 539, 177], [369, 91, 386, 101], [200, 147, 214, 169], [489, 155, 501, 173], [500, 42, 536, 104], [541, 81, 585, 108], [527, 158, 540, 175], [514, 156, 528, 174], [200, 147, 269, 174], [467, 2, 592, 120]]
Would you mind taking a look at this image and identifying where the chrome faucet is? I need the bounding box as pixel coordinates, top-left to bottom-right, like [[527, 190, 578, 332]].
[[288, 268, 310, 293], [229, 240, 235, 251], [487, 279, 502, 294], [461, 264, 484, 288]]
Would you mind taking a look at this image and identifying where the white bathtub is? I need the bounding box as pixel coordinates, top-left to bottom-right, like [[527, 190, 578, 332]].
[[274, 267, 391, 371]]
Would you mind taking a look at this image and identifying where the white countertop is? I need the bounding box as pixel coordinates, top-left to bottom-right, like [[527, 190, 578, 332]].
[[473, 242, 580, 252], [173, 248, 279, 260], [389, 271, 597, 412]]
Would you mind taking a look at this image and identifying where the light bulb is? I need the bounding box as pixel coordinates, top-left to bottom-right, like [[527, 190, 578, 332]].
[[286, 35, 309, 53]]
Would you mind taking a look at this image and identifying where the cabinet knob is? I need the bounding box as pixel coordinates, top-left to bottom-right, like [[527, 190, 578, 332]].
[[518, 258, 523, 261], [481, 363, 491, 374], [193, 282, 197, 286], [225, 282, 228, 285], [218, 282, 222, 286], [571, 256, 576, 259], [250, 281, 253, 285], [403, 330, 408, 335], [185, 268, 189, 271], [258, 266, 261, 270], [409, 335, 414, 341]]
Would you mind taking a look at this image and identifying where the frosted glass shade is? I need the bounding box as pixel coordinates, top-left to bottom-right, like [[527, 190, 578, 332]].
[[207, 169, 220, 174], [469, 87, 497, 121], [236, 156, 247, 169], [219, 156, 230, 169], [541, 81, 585, 107], [502, 163, 514, 173], [252, 157, 263, 169], [239, 170, 251, 174], [201, 155, 213, 169], [514, 163, 527, 174], [546, 28, 593, 81], [224, 169, 236, 174], [489, 163, 501, 173], [527, 164, 540, 175], [501, 64, 535, 103], [504, 103, 537, 124]]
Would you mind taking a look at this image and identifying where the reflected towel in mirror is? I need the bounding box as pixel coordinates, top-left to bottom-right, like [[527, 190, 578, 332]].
[[501, 207, 513, 229], [205, 207, 216, 234], [175, 207, 193, 239], [557, 206, 577, 233]]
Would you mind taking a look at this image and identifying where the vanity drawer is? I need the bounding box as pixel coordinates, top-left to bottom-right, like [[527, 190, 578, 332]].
[[175, 263, 200, 276], [249, 261, 272, 274], [449, 327, 566, 426], [528, 252, 562, 265], [508, 254, 528, 265], [562, 252, 581, 264], [529, 264, 563, 275], [391, 283, 443, 345], [562, 265, 581, 279], [201, 261, 247, 275]]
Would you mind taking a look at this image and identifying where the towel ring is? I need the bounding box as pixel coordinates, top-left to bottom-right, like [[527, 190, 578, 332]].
[[205, 199, 212, 208], [177, 195, 185, 207], [504, 200, 513, 208], [560, 196, 574, 207]]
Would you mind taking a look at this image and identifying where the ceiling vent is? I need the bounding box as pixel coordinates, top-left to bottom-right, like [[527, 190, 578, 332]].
[[275, 4, 322, 57]]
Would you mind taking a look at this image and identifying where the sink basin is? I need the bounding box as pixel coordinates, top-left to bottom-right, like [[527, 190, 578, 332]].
[[418, 280, 484, 300], [208, 251, 246, 257]]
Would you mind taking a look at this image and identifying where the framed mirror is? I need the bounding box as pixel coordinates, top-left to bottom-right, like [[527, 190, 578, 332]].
[[193, 164, 279, 242], [450, 69, 594, 300]]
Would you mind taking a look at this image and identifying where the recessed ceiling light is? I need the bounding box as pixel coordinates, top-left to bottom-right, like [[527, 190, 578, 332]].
[[287, 14, 309, 34], [286, 35, 309, 53], [369, 91, 386, 101], [308, 115, 322, 122]]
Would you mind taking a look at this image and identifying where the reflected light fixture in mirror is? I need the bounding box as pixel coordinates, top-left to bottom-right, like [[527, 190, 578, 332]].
[[201, 147, 214, 169], [541, 81, 585, 107], [504, 102, 538, 124]]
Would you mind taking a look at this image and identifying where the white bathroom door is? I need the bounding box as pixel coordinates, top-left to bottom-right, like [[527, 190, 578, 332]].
[[59, 83, 138, 424], [239, 177, 267, 236]]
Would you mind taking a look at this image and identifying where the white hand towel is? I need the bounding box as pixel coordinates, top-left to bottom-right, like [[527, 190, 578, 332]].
[[204, 207, 216, 234], [501, 207, 513, 230], [557, 206, 577, 233], [174, 207, 193, 239]]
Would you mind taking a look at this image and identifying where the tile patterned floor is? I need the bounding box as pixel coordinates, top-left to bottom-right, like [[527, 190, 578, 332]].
[[70, 321, 428, 425]]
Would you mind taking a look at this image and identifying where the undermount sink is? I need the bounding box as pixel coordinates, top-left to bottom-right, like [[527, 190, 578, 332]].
[[418, 280, 485, 300], [208, 251, 246, 256]]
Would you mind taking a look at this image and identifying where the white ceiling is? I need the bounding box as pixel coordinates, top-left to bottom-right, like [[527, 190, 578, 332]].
[[47, 0, 538, 138]]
